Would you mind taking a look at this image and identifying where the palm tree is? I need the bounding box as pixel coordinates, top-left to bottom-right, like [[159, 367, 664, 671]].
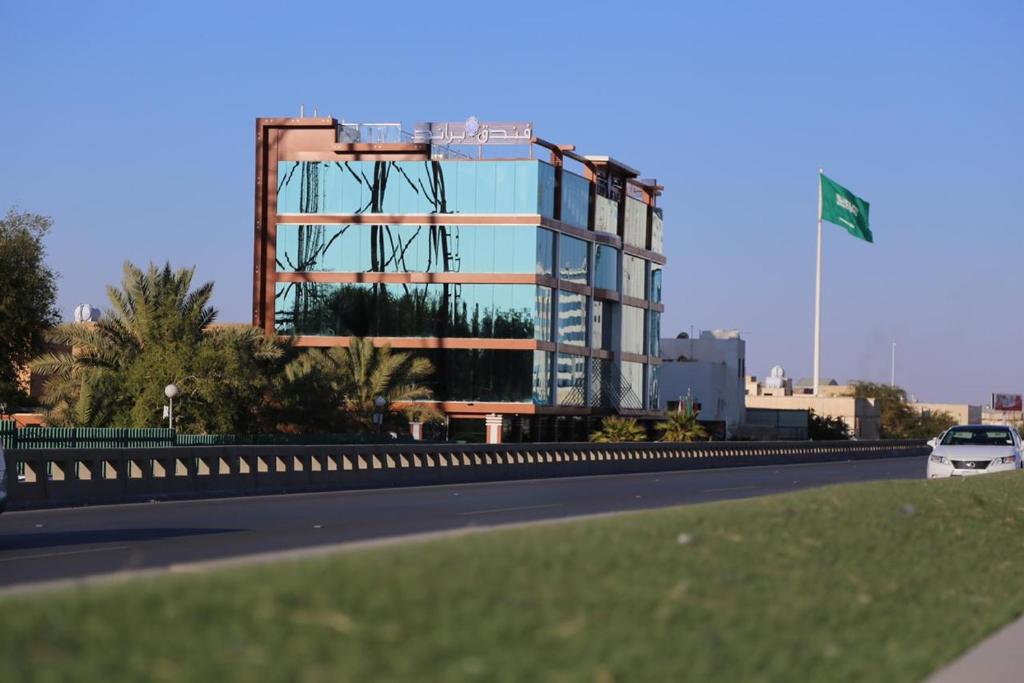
[[657, 410, 709, 442], [31, 262, 282, 431], [589, 416, 647, 443], [32, 262, 216, 424], [280, 339, 436, 433]]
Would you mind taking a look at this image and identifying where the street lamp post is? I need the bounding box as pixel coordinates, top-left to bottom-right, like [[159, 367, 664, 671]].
[[373, 395, 386, 435], [164, 384, 179, 430]]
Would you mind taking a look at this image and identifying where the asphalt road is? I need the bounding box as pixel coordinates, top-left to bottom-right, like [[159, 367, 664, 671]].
[[0, 456, 926, 590]]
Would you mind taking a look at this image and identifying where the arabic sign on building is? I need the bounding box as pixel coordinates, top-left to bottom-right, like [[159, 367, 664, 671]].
[[413, 117, 533, 146], [992, 393, 1023, 411]]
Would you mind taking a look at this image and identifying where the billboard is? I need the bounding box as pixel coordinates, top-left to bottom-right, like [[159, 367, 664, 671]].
[[992, 393, 1023, 411]]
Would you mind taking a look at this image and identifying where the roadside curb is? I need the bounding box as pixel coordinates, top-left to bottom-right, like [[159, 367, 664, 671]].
[[925, 613, 1024, 682]]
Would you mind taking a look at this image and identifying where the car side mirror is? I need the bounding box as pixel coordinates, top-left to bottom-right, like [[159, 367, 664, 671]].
[[927, 438, 939, 449]]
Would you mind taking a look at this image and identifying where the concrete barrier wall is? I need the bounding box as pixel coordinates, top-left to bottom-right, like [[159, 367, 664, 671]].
[[2, 440, 929, 511]]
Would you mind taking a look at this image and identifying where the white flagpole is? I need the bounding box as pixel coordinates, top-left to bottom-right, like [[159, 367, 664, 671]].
[[813, 168, 823, 397], [890, 339, 896, 386]]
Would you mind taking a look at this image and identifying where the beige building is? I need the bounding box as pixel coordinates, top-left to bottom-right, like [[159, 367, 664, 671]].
[[745, 394, 881, 439], [910, 402, 981, 426], [982, 407, 1023, 427], [744, 369, 879, 439]]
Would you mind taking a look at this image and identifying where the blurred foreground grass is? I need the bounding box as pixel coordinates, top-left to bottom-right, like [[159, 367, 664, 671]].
[[3, 473, 1023, 682]]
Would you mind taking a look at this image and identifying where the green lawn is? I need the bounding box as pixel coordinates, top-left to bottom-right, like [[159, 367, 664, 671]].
[[4, 474, 1024, 683]]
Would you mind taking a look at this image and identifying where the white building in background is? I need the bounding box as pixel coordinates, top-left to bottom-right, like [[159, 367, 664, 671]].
[[659, 330, 746, 438]]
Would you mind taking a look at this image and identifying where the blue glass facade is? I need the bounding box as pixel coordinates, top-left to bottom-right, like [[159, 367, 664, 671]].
[[278, 160, 556, 217], [261, 138, 664, 413], [277, 224, 552, 275]]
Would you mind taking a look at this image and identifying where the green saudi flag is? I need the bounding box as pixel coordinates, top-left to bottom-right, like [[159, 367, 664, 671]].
[[820, 173, 872, 243]]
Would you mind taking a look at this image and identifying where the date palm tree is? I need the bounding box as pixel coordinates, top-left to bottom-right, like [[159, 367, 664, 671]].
[[589, 416, 647, 443], [657, 410, 709, 442], [279, 338, 436, 433], [32, 262, 281, 430]]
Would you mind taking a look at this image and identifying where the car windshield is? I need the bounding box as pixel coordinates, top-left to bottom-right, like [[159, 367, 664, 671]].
[[940, 427, 1013, 446]]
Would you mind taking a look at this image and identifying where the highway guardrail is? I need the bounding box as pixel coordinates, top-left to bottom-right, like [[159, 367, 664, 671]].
[[2, 440, 928, 510]]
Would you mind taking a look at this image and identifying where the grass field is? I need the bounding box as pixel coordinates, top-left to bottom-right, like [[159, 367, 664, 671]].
[[3, 473, 1024, 682]]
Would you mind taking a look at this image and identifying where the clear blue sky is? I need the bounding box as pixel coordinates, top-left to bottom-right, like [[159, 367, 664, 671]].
[[2, 0, 1021, 405]]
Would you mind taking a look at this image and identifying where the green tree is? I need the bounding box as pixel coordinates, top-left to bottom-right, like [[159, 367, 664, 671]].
[[906, 409, 956, 440], [589, 416, 647, 443], [0, 208, 60, 405], [808, 410, 850, 440], [657, 410, 709, 442], [278, 339, 436, 433], [849, 382, 915, 438], [31, 262, 283, 432], [848, 381, 956, 439]]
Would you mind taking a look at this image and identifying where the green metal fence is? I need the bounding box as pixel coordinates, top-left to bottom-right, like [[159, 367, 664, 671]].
[[1, 423, 174, 449]]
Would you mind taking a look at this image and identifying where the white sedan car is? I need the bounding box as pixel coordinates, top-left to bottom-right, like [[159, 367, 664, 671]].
[[927, 425, 1023, 479]]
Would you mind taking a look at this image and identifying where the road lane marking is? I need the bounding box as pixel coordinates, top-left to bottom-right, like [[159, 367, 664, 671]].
[[457, 504, 562, 516], [0, 545, 131, 563]]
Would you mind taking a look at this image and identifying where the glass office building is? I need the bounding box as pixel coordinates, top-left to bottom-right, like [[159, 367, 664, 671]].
[[253, 117, 666, 440]]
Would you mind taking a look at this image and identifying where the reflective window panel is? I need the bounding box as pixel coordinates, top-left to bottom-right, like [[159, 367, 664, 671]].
[[590, 300, 615, 350], [561, 170, 591, 229], [276, 282, 546, 340], [557, 290, 587, 347], [623, 255, 646, 299], [536, 228, 555, 276], [594, 194, 619, 235], [621, 361, 645, 407], [538, 162, 556, 219], [647, 364, 660, 409], [590, 358, 614, 408], [649, 311, 661, 357], [558, 234, 589, 285], [413, 349, 538, 403], [651, 209, 664, 254], [556, 353, 587, 406], [277, 224, 551, 274], [624, 197, 648, 249], [650, 266, 663, 303], [621, 305, 646, 354], [535, 286, 554, 342], [533, 350, 552, 405], [278, 160, 554, 216], [593, 244, 619, 290]]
